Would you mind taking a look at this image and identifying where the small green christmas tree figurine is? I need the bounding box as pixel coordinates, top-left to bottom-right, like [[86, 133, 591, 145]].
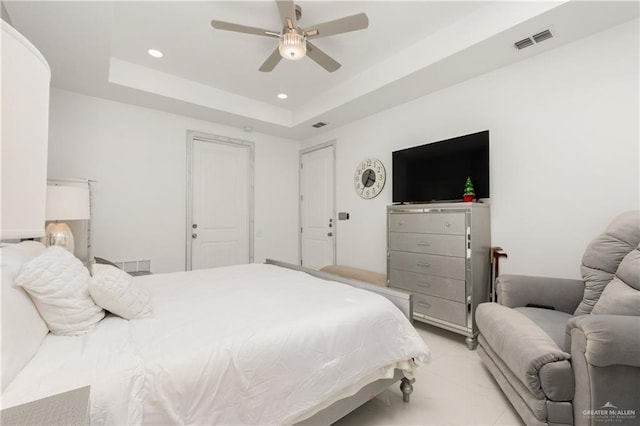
[[463, 177, 475, 202]]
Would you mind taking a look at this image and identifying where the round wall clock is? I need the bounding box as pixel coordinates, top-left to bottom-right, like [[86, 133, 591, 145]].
[[354, 158, 386, 199]]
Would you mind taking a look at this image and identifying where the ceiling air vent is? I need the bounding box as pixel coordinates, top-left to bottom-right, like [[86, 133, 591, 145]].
[[514, 28, 554, 51], [312, 122, 327, 128], [514, 37, 534, 50], [532, 29, 553, 43]]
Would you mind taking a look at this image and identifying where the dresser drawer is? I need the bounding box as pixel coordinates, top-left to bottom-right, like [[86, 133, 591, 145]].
[[413, 293, 466, 326], [389, 268, 465, 302], [389, 232, 465, 257], [389, 251, 466, 280], [388, 212, 465, 235]]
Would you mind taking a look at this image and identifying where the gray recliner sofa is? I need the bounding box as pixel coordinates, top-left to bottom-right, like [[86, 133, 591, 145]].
[[476, 211, 640, 426]]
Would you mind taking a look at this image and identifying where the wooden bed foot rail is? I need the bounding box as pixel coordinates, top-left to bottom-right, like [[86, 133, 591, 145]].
[[400, 377, 415, 403]]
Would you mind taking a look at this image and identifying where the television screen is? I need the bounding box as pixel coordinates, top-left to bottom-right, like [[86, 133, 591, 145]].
[[392, 130, 489, 203]]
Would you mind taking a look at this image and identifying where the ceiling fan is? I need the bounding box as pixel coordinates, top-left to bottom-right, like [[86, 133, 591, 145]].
[[210, 0, 369, 72]]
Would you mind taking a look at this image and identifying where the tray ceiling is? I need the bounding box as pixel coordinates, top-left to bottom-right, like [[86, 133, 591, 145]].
[[4, 1, 638, 139]]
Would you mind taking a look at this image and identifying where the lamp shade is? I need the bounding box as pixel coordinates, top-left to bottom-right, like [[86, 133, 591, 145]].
[[45, 185, 90, 221]]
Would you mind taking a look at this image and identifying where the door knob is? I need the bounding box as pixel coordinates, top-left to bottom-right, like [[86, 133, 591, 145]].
[[192, 224, 198, 229], [192, 233, 198, 239]]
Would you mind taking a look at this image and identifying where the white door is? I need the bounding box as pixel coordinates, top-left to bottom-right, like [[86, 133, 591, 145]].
[[189, 137, 253, 270], [300, 144, 335, 269]]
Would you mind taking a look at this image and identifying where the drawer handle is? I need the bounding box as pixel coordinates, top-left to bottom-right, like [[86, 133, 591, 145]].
[[445, 222, 451, 228], [398, 221, 405, 226], [416, 263, 431, 268], [417, 281, 431, 288], [417, 302, 431, 309], [416, 242, 431, 247]]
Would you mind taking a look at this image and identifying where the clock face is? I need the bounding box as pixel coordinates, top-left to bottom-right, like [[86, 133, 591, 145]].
[[354, 158, 386, 199]]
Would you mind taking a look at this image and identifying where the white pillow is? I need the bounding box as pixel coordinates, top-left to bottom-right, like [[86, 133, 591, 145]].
[[89, 264, 153, 319], [0, 241, 49, 390], [15, 246, 105, 335]]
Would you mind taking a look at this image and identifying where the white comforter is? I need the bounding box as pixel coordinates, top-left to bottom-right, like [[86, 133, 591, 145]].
[[2, 264, 430, 425]]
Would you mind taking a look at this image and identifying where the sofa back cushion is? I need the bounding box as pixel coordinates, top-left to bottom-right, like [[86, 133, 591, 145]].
[[0, 241, 49, 390], [591, 247, 639, 316], [575, 211, 640, 316]]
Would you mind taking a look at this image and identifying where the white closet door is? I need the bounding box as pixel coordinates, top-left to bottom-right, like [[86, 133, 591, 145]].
[[300, 144, 335, 270], [191, 139, 251, 270]]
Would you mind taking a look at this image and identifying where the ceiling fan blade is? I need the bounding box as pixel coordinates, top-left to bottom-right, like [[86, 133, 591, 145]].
[[211, 20, 279, 37], [276, 0, 297, 30], [305, 13, 369, 39], [306, 41, 341, 72], [259, 48, 282, 72]]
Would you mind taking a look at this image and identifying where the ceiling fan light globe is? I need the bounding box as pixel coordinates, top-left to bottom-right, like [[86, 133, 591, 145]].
[[279, 32, 306, 61]]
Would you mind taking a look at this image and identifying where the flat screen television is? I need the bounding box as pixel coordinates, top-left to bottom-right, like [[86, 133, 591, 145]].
[[392, 130, 489, 203]]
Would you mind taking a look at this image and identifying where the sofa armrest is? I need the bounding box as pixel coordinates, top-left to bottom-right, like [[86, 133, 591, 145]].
[[497, 274, 585, 314], [570, 315, 640, 422], [476, 303, 570, 399], [569, 315, 640, 368]]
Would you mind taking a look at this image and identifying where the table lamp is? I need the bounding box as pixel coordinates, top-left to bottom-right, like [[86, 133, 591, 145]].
[[42, 184, 90, 253]]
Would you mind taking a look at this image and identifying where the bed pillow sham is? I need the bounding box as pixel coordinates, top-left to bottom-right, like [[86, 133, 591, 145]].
[[15, 246, 105, 335], [89, 264, 153, 319], [0, 241, 49, 390]]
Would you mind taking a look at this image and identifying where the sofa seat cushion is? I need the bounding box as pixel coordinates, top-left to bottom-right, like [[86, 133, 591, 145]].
[[514, 307, 574, 351], [476, 303, 572, 400]]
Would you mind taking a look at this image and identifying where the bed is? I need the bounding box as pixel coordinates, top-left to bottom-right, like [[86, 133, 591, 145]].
[[0, 241, 430, 425]]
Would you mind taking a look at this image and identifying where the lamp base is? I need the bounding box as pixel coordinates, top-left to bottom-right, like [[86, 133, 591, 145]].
[[42, 222, 75, 253]]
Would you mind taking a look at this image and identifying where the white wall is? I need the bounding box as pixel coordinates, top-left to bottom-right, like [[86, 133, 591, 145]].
[[302, 19, 639, 279], [47, 89, 300, 273]]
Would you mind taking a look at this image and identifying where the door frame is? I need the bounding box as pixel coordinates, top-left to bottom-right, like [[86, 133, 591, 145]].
[[186, 130, 255, 271], [299, 140, 337, 266]]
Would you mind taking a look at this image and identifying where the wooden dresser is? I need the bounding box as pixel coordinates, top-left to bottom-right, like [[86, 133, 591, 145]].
[[387, 203, 491, 349]]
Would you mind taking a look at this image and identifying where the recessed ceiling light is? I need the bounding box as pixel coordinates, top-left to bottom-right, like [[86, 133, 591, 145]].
[[277, 93, 288, 100], [148, 49, 163, 58]]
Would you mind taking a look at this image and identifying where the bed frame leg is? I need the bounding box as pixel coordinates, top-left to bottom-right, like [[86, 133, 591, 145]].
[[400, 377, 415, 403], [465, 336, 478, 350]]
